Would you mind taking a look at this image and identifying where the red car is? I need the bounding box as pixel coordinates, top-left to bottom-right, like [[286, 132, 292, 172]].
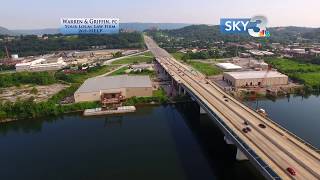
[[286, 167, 296, 176]]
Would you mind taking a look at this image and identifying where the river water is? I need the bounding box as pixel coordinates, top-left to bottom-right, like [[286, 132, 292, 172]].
[[245, 94, 320, 149], [0, 95, 319, 180]]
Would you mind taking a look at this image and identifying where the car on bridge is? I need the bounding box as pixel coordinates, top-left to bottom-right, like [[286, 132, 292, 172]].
[[242, 127, 252, 133], [259, 124, 267, 129], [286, 167, 296, 176]]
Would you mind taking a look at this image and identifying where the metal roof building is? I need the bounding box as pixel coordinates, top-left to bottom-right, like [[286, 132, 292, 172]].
[[216, 63, 242, 70], [223, 71, 288, 88], [74, 75, 153, 103]]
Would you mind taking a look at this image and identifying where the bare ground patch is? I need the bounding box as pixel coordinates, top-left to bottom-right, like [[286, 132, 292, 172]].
[[0, 84, 70, 102]]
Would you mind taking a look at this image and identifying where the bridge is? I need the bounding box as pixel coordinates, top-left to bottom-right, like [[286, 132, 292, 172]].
[[144, 36, 320, 180]]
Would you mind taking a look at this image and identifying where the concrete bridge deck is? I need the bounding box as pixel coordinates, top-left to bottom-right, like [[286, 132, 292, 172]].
[[145, 36, 320, 180]]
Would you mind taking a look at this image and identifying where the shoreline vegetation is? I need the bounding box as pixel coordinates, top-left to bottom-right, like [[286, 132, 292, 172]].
[[266, 57, 320, 91], [0, 52, 172, 121], [2, 47, 320, 121], [170, 52, 222, 76], [0, 33, 145, 57]]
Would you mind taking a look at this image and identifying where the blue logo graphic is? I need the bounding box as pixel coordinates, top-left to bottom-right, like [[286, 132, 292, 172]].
[[60, 18, 119, 35], [220, 16, 270, 37]]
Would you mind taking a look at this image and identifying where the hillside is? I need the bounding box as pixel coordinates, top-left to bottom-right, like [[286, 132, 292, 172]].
[[147, 25, 320, 44], [1, 23, 191, 35], [302, 28, 320, 42], [12, 28, 59, 35], [0, 32, 145, 57], [120, 23, 191, 31], [0, 26, 14, 35]]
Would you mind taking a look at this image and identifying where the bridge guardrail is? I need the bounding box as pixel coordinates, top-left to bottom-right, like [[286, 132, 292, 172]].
[[182, 84, 282, 180], [212, 81, 320, 153]]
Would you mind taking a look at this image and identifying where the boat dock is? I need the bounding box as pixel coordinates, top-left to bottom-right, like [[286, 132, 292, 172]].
[[83, 106, 136, 116]]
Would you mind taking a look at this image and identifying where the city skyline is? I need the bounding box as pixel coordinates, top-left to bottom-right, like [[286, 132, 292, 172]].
[[1, 0, 319, 29]]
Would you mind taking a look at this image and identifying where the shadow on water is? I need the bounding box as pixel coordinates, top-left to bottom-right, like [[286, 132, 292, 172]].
[[171, 102, 265, 180], [0, 104, 266, 180], [0, 115, 67, 136]]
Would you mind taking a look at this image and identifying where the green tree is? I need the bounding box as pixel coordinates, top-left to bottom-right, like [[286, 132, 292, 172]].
[[30, 87, 38, 94], [112, 51, 123, 58]]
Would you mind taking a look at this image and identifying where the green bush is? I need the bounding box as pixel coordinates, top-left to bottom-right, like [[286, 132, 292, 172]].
[[266, 58, 320, 90], [0, 71, 56, 88]]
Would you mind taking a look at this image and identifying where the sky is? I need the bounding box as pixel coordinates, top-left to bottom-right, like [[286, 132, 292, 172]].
[[1, 0, 319, 29]]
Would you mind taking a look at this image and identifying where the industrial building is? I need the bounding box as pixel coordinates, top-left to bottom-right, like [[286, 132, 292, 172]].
[[74, 75, 153, 103], [248, 50, 275, 57], [15, 58, 67, 72], [216, 63, 242, 71], [223, 71, 288, 88]]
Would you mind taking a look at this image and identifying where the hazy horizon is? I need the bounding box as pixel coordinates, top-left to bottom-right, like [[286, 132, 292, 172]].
[[1, 0, 320, 29], [4, 23, 320, 31]]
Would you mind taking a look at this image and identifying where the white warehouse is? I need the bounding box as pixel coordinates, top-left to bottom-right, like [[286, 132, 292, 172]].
[[16, 58, 67, 72]]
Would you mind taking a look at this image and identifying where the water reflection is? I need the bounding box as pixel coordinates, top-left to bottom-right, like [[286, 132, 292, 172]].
[[0, 104, 266, 180], [104, 116, 123, 128], [245, 94, 320, 148]]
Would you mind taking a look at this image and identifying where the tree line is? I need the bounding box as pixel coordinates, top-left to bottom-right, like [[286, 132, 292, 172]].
[[0, 71, 57, 87], [0, 32, 145, 57]]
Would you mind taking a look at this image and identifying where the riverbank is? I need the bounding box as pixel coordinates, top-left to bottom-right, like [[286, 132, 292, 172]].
[[244, 94, 320, 148], [266, 57, 320, 91], [0, 88, 170, 123]]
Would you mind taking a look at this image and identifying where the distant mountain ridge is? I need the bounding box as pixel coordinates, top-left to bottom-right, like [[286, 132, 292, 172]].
[[1, 24, 319, 42], [0, 26, 14, 35], [151, 25, 320, 43], [0, 23, 192, 35]]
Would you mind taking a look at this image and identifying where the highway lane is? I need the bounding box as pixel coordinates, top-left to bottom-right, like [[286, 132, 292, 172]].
[[144, 36, 320, 180], [161, 56, 318, 179], [164, 55, 320, 171]]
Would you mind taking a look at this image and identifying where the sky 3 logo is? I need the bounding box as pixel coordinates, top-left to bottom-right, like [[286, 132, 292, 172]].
[[220, 16, 270, 37]]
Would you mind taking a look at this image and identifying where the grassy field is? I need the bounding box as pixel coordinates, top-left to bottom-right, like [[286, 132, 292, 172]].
[[109, 66, 155, 77], [266, 57, 320, 89], [170, 52, 184, 61], [142, 51, 154, 56], [111, 55, 154, 65], [266, 58, 320, 73], [188, 61, 222, 76], [62, 65, 118, 83], [109, 66, 129, 76]]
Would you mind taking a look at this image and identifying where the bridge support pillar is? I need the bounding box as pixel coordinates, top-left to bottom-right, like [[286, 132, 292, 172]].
[[200, 107, 207, 114], [178, 85, 182, 95], [236, 148, 248, 161]]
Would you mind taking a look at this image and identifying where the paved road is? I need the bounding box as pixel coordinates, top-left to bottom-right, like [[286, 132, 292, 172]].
[[144, 35, 320, 180]]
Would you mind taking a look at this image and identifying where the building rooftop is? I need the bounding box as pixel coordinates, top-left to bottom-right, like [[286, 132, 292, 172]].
[[216, 63, 242, 70], [75, 75, 152, 94], [224, 71, 288, 80]]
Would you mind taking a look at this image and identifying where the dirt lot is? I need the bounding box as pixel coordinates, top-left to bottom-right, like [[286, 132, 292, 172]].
[[0, 84, 69, 102]]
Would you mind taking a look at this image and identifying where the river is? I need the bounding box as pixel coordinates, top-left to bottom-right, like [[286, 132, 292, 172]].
[[245, 94, 320, 148], [0, 94, 319, 180]]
